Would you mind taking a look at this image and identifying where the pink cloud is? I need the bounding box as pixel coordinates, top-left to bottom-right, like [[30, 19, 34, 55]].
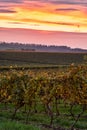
[[0, 27, 87, 49]]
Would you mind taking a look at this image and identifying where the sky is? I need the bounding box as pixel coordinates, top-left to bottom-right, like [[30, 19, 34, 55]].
[[0, 0, 87, 49]]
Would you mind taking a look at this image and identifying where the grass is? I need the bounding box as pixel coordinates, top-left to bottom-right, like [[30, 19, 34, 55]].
[[0, 103, 87, 130], [0, 119, 41, 130], [54, 115, 87, 129]]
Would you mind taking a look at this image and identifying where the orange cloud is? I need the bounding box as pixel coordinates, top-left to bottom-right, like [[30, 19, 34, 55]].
[[0, 0, 87, 33]]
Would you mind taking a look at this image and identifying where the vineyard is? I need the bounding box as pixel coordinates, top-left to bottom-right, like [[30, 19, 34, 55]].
[[0, 51, 86, 66], [0, 64, 87, 130]]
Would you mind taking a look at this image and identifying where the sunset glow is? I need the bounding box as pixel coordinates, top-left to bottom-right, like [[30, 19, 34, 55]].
[[0, 0, 87, 48]]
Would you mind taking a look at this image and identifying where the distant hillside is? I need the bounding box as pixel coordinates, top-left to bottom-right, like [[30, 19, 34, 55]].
[[0, 42, 87, 53]]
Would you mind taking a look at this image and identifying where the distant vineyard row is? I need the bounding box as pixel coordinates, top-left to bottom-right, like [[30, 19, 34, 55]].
[[0, 51, 87, 66]]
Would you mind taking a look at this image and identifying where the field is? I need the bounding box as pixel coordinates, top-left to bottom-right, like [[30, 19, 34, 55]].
[[0, 51, 87, 130], [0, 51, 87, 66]]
